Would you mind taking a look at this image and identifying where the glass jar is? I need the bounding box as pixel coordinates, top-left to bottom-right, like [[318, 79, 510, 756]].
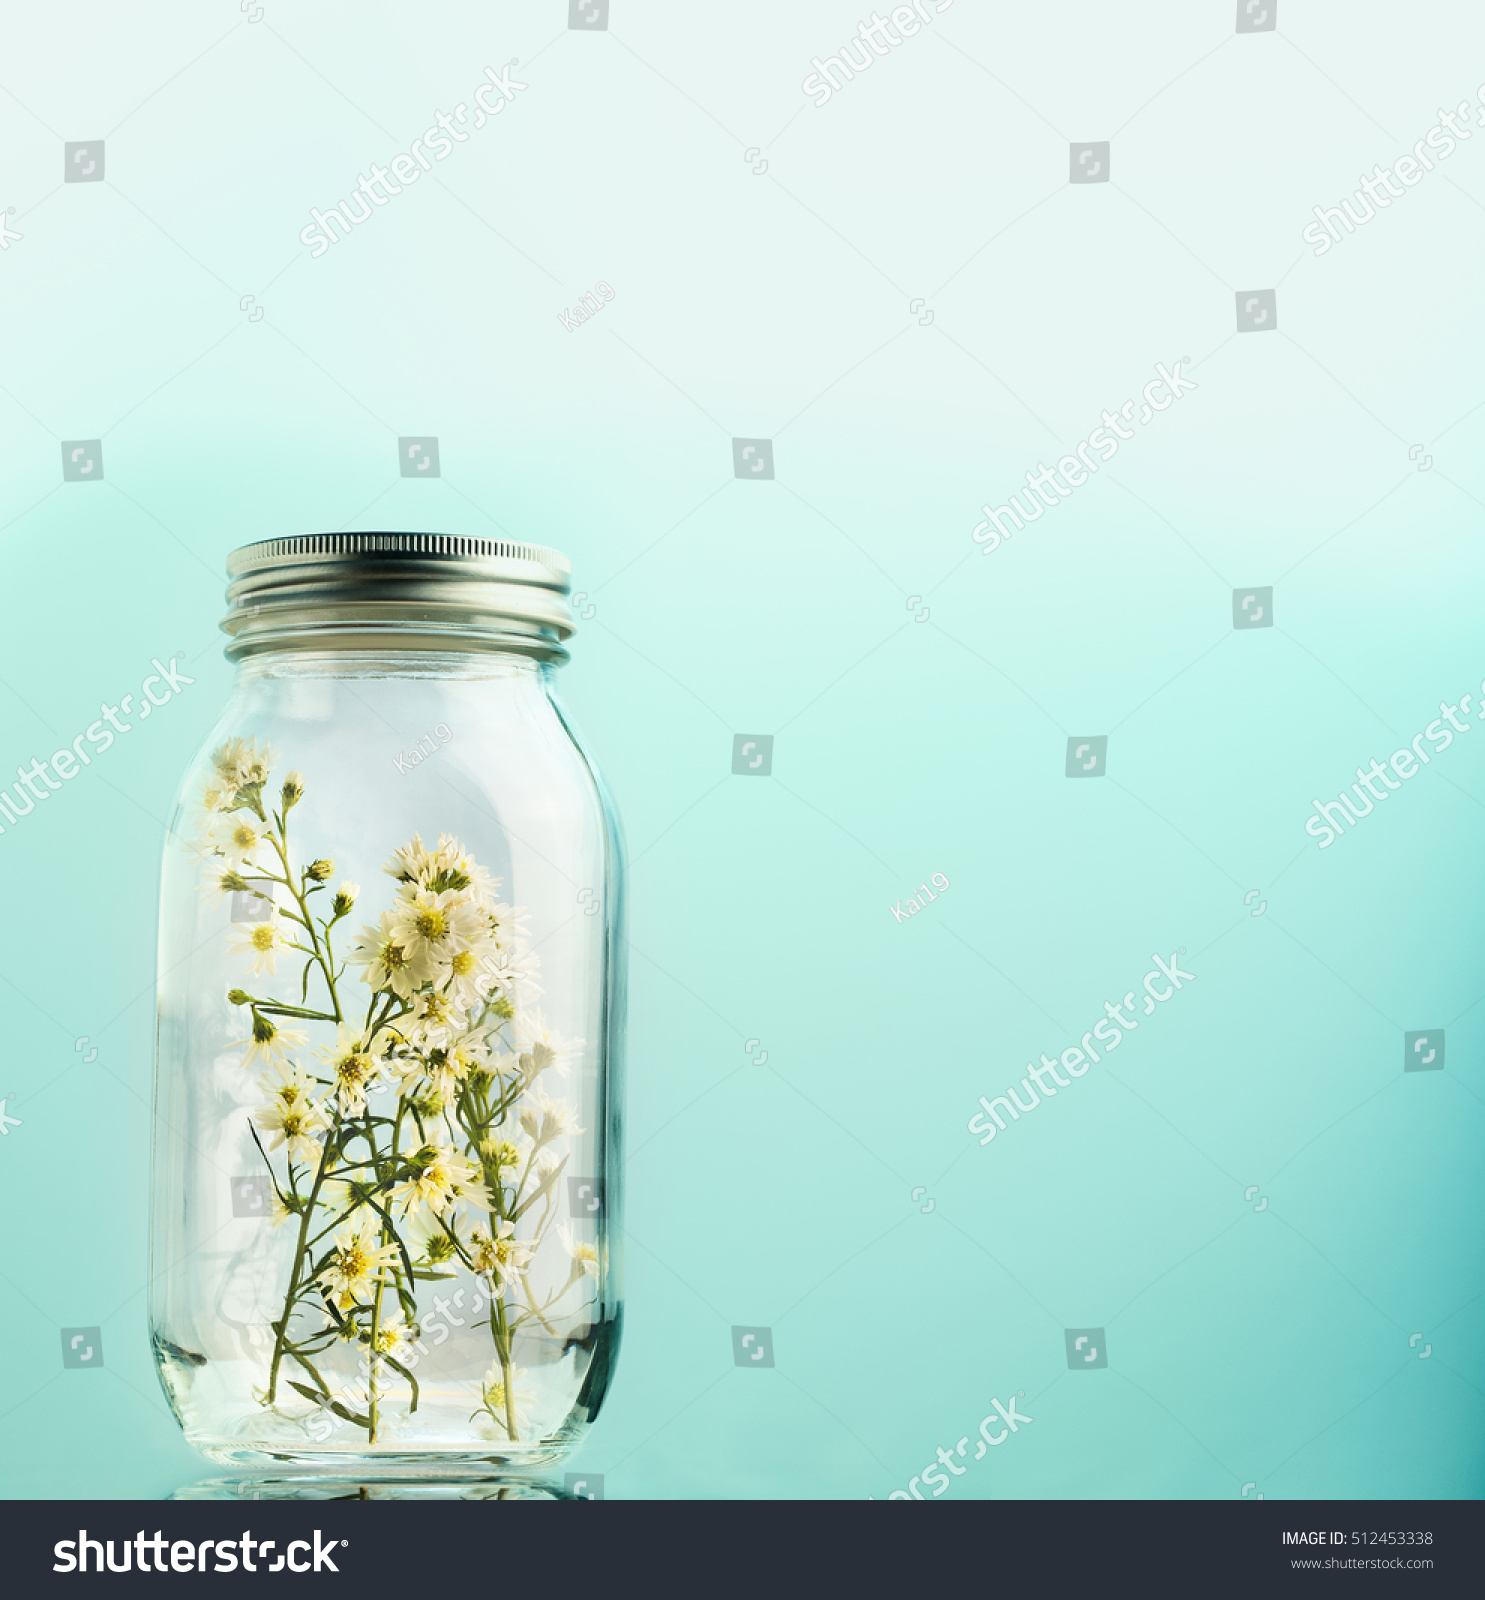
[[149, 533, 624, 1472]]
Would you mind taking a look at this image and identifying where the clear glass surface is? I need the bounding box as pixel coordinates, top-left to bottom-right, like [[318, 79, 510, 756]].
[[150, 649, 624, 1471]]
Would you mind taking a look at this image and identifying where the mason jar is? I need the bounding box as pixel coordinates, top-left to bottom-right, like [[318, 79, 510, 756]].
[[149, 533, 624, 1471]]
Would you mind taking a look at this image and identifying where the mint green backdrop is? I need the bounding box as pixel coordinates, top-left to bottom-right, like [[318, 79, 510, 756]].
[[0, 0, 1481, 1499]]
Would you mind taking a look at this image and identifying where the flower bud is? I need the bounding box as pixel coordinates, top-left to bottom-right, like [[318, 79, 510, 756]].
[[332, 881, 359, 916], [222, 870, 250, 894], [282, 771, 305, 808], [480, 1138, 520, 1169], [251, 1013, 277, 1044], [307, 858, 334, 881], [227, 989, 250, 1006]]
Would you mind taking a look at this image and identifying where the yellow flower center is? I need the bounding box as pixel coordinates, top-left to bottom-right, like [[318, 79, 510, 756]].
[[414, 909, 447, 940], [451, 950, 475, 975], [381, 941, 409, 970], [281, 1110, 306, 1136], [232, 823, 257, 849], [250, 924, 276, 951], [336, 1054, 370, 1086], [338, 1243, 371, 1278]]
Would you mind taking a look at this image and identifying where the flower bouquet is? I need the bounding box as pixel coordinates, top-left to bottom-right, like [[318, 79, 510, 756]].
[[193, 737, 596, 1446]]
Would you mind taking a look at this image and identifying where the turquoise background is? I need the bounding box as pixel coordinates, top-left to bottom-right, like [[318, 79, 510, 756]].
[[1, 0, 1482, 1499]]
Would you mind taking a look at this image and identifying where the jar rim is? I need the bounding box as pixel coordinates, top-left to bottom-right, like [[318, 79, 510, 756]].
[[221, 531, 575, 664]]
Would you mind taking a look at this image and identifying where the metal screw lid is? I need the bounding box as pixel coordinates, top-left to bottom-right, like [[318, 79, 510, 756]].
[[221, 531, 575, 663]]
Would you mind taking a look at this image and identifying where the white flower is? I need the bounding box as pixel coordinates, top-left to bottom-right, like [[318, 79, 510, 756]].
[[479, 1136, 521, 1176], [517, 1084, 584, 1147], [476, 1362, 533, 1438], [317, 1217, 399, 1312], [406, 986, 460, 1049], [443, 946, 494, 1010], [348, 915, 424, 1000], [253, 1082, 327, 1165], [185, 827, 227, 868], [393, 1141, 493, 1219], [449, 1029, 492, 1079], [405, 1208, 462, 1272], [531, 1150, 564, 1200], [558, 1220, 600, 1281], [211, 813, 273, 871], [195, 777, 236, 820], [228, 909, 292, 976], [198, 867, 250, 908], [320, 1177, 381, 1226], [191, 788, 241, 871], [513, 1011, 581, 1082], [383, 1036, 429, 1091], [471, 1216, 534, 1290], [370, 1314, 415, 1363], [244, 739, 277, 786], [268, 1187, 301, 1230], [487, 901, 530, 949], [210, 736, 277, 791], [418, 1049, 461, 1105], [386, 888, 487, 976], [317, 1023, 381, 1114], [235, 1014, 307, 1071], [507, 1146, 563, 1209], [259, 1058, 316, 1108], [487, 1050, 522, 1083], [481, 941, 541, 1001], [427, 832, 499, 901], [367, 1021, 409, 1062], [382, 834, 434, 886]]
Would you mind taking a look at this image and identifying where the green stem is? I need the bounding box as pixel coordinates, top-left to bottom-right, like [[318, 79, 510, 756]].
[[512, 1152, 566, 1222], [366, 1265, 388, 1444], [363, 1098, 410, 1443], [265, 1125, 340, 1404], [267, 826, 343, 1025], [487, 1293, 519, 1442]]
